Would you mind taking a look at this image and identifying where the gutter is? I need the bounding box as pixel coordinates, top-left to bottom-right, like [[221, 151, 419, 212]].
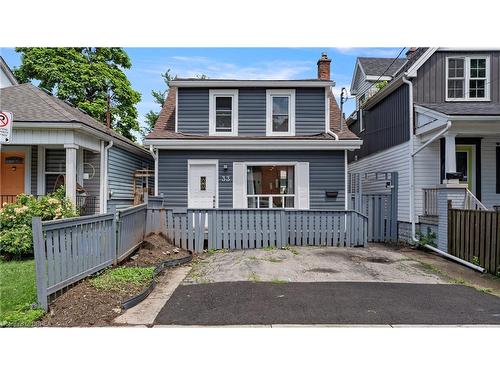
[[403, 75, 486, 273], [103, 141, 114, 213], [149, 145, 159, 196]]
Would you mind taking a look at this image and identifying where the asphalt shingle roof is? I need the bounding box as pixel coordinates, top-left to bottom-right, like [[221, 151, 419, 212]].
[[358, 57, 406, 77], [0, 83, 147, 153], [417, 102, 500, 116]]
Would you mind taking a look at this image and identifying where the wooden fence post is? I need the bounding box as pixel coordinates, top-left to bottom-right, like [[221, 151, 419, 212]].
[[32, 217, 48, 311]]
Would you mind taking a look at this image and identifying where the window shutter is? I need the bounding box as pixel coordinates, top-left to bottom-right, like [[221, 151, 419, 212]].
[[296, 162, 310, 209], [233, 162, 246, 208]]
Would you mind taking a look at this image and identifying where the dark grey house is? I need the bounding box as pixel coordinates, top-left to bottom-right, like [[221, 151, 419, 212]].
[[145, 54, 361, 211], [0, 82, 154, 214], [346, 48, 500, 246]]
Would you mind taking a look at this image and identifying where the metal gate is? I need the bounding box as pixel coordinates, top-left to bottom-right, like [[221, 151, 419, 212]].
[[348, 172, 398, 242]]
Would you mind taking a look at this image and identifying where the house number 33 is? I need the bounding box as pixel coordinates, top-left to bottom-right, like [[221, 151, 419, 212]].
[[221, 175, 231, 182]]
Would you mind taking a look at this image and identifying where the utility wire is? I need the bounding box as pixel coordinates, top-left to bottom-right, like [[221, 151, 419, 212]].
[[361, 47, 407, 95]]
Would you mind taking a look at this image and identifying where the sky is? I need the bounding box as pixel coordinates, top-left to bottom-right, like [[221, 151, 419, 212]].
[[1, 47, 403, 141]]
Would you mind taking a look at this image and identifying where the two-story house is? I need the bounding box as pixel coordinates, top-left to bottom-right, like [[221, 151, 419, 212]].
[[144, 53, 361, 211], [347, 47, 500, 244]]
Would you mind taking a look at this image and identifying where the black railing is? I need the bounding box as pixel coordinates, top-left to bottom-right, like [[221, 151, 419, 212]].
[[1, 194, 98, 216]]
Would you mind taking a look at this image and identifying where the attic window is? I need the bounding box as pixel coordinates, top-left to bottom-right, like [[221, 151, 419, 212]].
[[446, 56, 490, 101], [266, 89, 295, 136], [209, 89, 238, 136]]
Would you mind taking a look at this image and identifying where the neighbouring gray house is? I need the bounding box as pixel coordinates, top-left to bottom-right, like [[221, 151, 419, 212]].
[[0, 76, 154, 214], [144, 53, 361, 211], [346, 48, 500, 248]]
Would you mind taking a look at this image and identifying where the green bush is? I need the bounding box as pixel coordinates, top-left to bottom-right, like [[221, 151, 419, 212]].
[[0, 187, 78, 258]]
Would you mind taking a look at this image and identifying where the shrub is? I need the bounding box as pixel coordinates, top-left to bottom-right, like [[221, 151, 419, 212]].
[[0, 187, 78, 258], [416, 228, 437, 248]]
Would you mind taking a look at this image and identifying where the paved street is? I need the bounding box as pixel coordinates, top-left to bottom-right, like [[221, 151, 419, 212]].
[[155, 281, 500, 325]]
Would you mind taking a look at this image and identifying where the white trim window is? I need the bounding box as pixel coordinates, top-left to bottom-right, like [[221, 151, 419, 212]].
[[209, 89, 238, 136], [246, 164, 296, 208], [446, 56, 490, 101], [266, 89, 295, 136]]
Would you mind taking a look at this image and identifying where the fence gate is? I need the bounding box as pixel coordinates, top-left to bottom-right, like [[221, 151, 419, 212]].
[[348, 172, 398, 242]]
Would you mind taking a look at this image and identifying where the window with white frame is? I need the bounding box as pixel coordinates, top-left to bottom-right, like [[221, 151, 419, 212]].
[[266, 89, 295, 136], [209, 89, 238, 136], [246, 165, 295, 208], [446, 56, 490, 101]]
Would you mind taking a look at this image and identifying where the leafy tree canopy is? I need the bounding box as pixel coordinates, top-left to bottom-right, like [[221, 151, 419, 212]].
[[14, 48, 141, 141]]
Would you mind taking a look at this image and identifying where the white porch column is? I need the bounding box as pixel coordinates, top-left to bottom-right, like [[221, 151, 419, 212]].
[[444, 133, 456, 181], [64, 144, 78, 205]]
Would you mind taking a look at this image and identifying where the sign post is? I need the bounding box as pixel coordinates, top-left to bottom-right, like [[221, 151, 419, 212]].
[[0, 111, 13, 144]]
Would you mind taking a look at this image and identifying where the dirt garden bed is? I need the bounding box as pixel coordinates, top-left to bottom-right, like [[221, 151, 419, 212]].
[[37, 234, 191, 327]]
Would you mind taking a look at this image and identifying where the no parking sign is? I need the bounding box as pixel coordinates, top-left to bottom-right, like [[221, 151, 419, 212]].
[[0, 111, 13, 143]]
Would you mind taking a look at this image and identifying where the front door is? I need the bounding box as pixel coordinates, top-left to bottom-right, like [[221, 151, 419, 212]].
[[456, 145, 475, 193], [188, 162, 217, 208], [1, 151, 26, 204]]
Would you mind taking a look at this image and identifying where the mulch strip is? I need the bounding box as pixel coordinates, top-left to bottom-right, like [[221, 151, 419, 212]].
[[37, 233, 191, 327]]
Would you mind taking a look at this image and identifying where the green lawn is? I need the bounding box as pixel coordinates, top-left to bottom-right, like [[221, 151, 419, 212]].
[[0, 259, 44, 326]]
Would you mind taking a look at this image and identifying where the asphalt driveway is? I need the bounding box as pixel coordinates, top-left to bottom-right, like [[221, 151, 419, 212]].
[[153, 245, 500, 326]]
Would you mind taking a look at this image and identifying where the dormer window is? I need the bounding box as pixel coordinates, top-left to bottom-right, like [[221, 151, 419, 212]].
[[266, 89, 295, 136], [209, 89, 238, 136], [446, 56, 490, 101]]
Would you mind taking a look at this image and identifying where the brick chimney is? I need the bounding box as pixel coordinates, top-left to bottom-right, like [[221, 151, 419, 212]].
[[317, 52, 331, 80]]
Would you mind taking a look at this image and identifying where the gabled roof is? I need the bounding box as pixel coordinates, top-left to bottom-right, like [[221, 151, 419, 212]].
[[0, 56, 18, 86], [0, 83, 149, 155], [357, 57, 406, 77]]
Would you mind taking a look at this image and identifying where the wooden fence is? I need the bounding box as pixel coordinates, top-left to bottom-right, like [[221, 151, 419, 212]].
[[448, 204, 500, 275], [116, 203, 147, 262], [33, 213, 117, 310], [164, 209, 368, 253]]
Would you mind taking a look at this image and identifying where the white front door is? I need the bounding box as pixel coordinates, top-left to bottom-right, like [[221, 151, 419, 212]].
[[188, 161, 218, 208]]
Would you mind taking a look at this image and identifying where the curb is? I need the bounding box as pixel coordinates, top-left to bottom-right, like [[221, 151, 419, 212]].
[[121, 254, 193, 310]]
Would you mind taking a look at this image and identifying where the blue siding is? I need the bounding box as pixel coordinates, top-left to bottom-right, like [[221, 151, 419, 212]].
[[177, 87, 326, 135], [107, 147, 153, 208], [158, 150, 345, 209]]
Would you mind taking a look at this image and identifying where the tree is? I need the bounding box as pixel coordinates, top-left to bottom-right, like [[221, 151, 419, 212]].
[[141, 71, 208, 138], [141, 69, 175, 138], [14, 48, 141, 141]]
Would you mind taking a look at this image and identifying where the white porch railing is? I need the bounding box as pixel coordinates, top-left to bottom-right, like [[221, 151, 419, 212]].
[[463, 189, 488, 211]]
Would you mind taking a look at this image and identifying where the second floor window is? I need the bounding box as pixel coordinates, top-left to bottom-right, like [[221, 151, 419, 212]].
[[209, 89, 238, 136], [266, 89, 295, 136], [446, 56, 490, 101]]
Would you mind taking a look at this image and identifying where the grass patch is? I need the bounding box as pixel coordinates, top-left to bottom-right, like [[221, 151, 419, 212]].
[[206, 249, 227, 255], [90, 267, 154, 293], [0, 259, 44, 327], [264, 245, 276, 251], [271, 278, 289, 284], [248, 271, 260, 282], [265, 257, 283, 263]]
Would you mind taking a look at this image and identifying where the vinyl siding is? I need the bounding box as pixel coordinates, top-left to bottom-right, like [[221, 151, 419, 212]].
[[177, 87, 326, 136], [107, 146, 153, 208], [158, 150, 345, 209], [349, 84, 410, 162], [414, 51, 500, 104]]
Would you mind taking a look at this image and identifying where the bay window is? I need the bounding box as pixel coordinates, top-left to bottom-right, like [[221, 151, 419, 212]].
[[246, 165, 295, 208], [446, 56, 490, 101]]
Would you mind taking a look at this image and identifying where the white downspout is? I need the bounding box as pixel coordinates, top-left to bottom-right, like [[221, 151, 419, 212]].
[[149, 145, 159, 196], [103, 141, 114, 213], [403, 76, 485, 273]]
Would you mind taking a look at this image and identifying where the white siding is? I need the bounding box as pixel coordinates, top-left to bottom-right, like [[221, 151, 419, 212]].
[[481, 136, 500, 209], [413, 137, 441, 217], [349, 141, 411, 222]]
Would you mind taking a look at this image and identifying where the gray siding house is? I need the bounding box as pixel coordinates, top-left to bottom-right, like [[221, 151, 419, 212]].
[[145, 54, 361, 211], [347, 48, 500, 245], [0, 82, 154, 214]]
